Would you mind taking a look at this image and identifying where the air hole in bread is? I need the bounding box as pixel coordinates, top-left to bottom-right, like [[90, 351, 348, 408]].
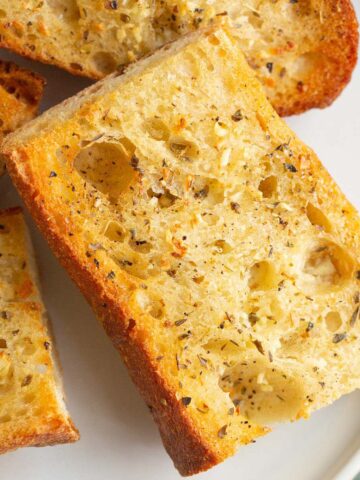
[[46, 0, 80, 21], [104, 221, 126, 242], [192, 177, 224, 205], [148, 188, 177, 208], [169, 137, 199, 161], [114, 255, 149, 280], [301, 241, 354, 292], [201, 213, 219, 226], [325, 311, 342, 332], [144, 118, 170, 141], [306, 203, 332, 233], [248, 261, 278, 290], [149, 301, 165, 319], [129, 239, 152, 254], [92, 51, 118, 75], [212, 240, 233, 254], [258, 175, 277, 198], [74, 141, 137, 201], [220, 357, 304, 424]]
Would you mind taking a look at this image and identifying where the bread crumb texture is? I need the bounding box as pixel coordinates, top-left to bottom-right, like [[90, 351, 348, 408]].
[[0, 208, 79, 455], [3, 28, 360, 474], [0, 61, 44, 174], [0, 0, 357, 115]]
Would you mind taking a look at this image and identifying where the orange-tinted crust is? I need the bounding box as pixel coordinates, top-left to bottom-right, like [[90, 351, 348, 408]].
[[274, 0, 359, 116], [5, 150, 234, 475]]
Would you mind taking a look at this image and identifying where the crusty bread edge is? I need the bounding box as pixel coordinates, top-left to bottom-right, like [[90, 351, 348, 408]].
[[0, 207, 79, 454], [4, 151, 225, 475], [277, 0, 359, 116], [1, 28, 266, 473], [0, 420, 79, 456]]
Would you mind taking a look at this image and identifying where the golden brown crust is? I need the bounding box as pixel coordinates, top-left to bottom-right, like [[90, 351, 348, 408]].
[[0, 35, 96, 81], [276, 0, 359, 116], [0, 420, 79, 455], [5, 153, 220, 475]]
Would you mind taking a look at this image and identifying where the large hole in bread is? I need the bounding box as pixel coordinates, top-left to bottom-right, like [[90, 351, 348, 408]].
[[325, 311, 342, 332], [148, 187, 178, 208], [258, 175, 277, 198], [300, 241, 354, 293], [212, 240, 233, 254], [113, 255, 149, 280], [144, 118, 170, 141], [192, 177, 225, 205], [104, 221, 126, 242], [248, 261, 278, 291], [74, 140, 137, 201], [220, 356, 304, 424], [92, 52, 118, 75], [129, 239, 152, 254], [169, 137, 199, 161], [46, 0, 80, 21], [306, 203, 332, 233]]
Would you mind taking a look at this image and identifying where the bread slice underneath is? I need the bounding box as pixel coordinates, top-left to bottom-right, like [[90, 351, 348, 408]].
[[0, 60, 44, 174], [2, 27, 360, 474], [0, 0, 357, 116], [0, 208, 79, 454]]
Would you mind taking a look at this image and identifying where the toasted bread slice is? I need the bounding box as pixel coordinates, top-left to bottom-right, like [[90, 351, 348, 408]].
[[0, 0, 357, 115], [0, 60, 45, 174], [2, 27, 360, 474], [0, 208, 79, 454]]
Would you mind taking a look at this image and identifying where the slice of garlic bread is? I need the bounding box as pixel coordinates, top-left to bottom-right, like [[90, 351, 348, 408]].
[[0, 0, 357, 115], [2, 27, 359, 474], [0, 208, 79, 454], [0, 60, 44, 174]]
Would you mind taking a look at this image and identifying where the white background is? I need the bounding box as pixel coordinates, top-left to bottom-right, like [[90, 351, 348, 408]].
[[0, 5, 359, 479]]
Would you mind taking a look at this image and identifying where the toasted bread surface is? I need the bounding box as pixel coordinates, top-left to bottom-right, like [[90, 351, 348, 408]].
[[2, 27, 360, 474], [0, 0, 357, 115], [0, 61, 45, 174], [0, 208, 79, 454]]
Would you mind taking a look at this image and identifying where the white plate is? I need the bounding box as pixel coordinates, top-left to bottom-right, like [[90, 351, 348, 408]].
[[0, 8, 359, 478]]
